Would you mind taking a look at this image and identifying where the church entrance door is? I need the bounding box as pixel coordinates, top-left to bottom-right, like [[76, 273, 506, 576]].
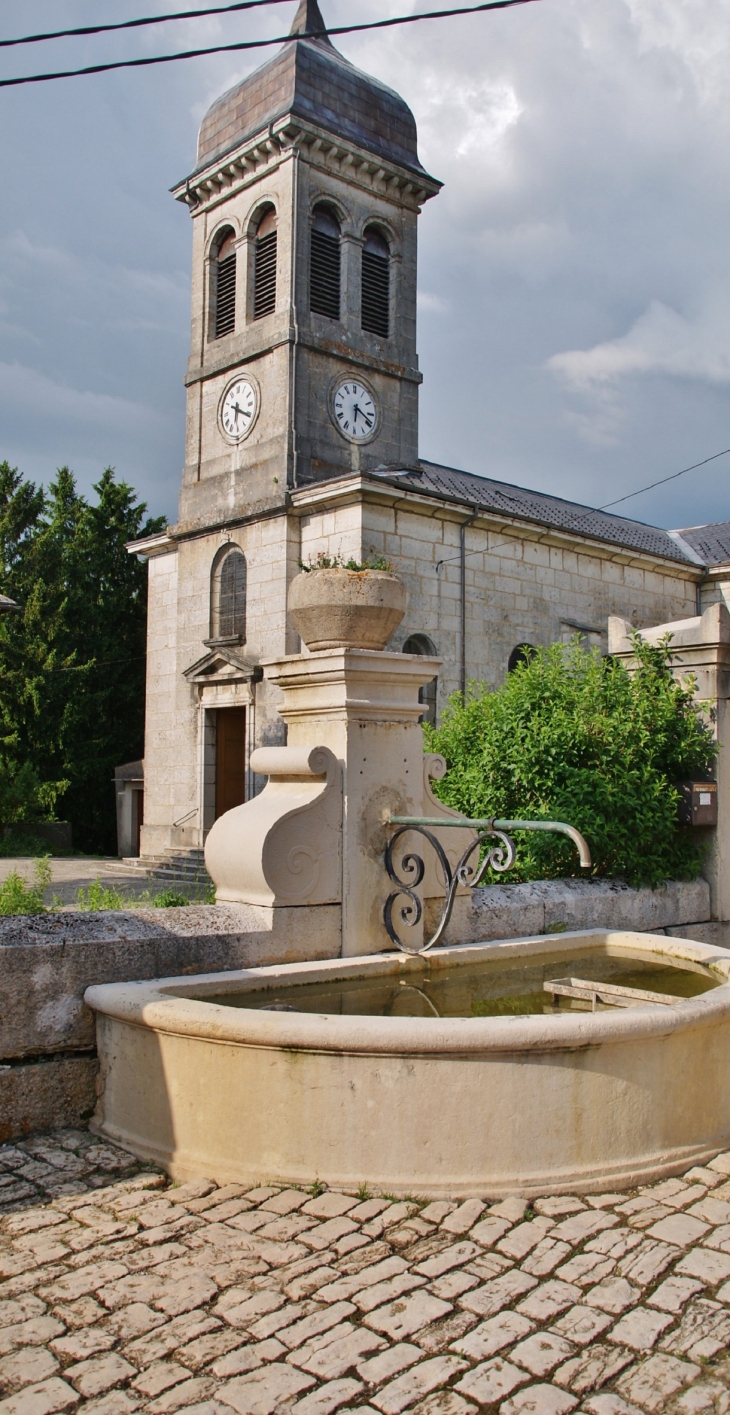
[[215, 707, 247, 818]]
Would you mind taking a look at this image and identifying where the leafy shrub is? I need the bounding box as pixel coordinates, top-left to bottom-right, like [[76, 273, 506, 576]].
[[0, 759, 65, 826], [75, 879, 126, 911], [0, 857, 51, 914], [425, 635, 716, 888], [150, 889, 191, 908], [0, 830, 50, 858], [298, 552, 392, 572]]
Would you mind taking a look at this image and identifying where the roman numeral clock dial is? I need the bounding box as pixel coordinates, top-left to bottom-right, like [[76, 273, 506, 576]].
[[332, 380, 379, 443], [219, 377, 259, 443]]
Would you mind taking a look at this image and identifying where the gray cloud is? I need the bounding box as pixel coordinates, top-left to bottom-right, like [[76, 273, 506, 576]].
[[1, 0, 729, 529]]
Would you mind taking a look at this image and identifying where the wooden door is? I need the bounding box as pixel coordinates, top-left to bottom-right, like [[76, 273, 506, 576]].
[[215, 707, 247, 818]]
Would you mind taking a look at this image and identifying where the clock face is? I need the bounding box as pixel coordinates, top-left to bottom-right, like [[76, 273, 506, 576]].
[[332, 380, 378, 442], [220, 378, 258, 442]]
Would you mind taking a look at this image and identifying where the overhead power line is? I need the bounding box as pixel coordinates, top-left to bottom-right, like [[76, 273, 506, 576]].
[[0, 0, 541, 89], [0, 0, 292, 51], [600, 445, 730, 511]]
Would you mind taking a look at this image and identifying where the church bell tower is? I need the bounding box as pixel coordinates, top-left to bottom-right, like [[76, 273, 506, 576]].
[[171, 0, 441, 532]]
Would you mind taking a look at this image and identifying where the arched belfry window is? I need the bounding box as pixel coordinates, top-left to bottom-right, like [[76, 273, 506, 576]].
[[403, 634, 438, 726], [211, 547, 247, 642], [310, 205, 341, 320], [213, 228, 237, 339], [254, 206, 277, 320], [362, 227, 390, 338], [508, 643, 537, 673]]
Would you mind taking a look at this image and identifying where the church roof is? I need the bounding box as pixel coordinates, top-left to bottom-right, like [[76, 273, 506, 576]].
[[370, 461, 704, 567], [194, 0, 429, 179], [673, 521, 730, 567]]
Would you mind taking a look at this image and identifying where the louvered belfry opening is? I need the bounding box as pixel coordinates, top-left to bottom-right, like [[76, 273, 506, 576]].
[[254, 207, 277, 320], [212, 547, 247, 641], [310, 206, 341, 320], [362, 227, 390, 338], [214, 230, 237, 338]]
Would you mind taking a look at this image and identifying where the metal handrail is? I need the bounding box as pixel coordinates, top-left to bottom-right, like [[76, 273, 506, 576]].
[[384, 814, 591, 955]]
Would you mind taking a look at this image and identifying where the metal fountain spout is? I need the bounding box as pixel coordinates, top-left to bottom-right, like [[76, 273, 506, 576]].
[[384, 813, 592, 955]]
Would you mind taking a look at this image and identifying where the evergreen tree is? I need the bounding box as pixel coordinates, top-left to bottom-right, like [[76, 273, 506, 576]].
[[0, 462, 164, 853]]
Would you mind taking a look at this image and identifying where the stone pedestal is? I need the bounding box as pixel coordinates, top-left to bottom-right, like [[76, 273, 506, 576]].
[[609, 603, 730, 922], [266, 648, 441, 956]]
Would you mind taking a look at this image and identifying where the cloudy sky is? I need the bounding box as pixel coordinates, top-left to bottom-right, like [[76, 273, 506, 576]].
[[1, 0, 729, 530]]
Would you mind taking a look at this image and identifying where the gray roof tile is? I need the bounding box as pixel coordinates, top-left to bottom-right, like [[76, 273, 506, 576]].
[[675, 521, 730, 567]]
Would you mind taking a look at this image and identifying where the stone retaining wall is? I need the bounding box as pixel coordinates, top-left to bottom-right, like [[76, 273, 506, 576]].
[[0, 877, 714, 1142]]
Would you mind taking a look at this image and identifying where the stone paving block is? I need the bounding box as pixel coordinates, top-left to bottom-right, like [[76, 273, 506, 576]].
[[370, 1354, 467, 1414], [302, 1223, 358, 1253], [355, 1343, 421, 1384], [511, 1333, 576, 1378], [500, 1383, 578, 1414], [66, 1354, 137, 1399], [413, 1311, 477, 1355], [215, 1362, 317, 1415], [259, 1192, 309, 1217], [278, 1304, 356, 1351], [0, 1298, 46, 1328], [441, 1204, 485, 1237], [498, 1222, 554, 1262], [523, 1242, 572, 1278], [553, 1343, 634, 1395], [256, 1218, 318, 1244], [581, 1397, 643, 1415], [467, 1217, 510, 1249], [41, 1267, 129, 1305], [104, 1302, 168, 1341], [289, 1377, 363, 1415], [247, 1304, 309, 1342], [174, 1327, 245, 1372], [646, 1214, 709, 1247], [0, 1318, 66, 1357], [491, 1200, 531, 1223], [585, 1279, 640, 1315], [549, 1214, 618, 1244], [585, 1230, 642, 1261], [286, 1267, 340, 1303], [616, 1240, 678, 1286], [615, 1354, 701, 1413], [354, 1276, 425, 1315], [669, 1379, 730, 1413], [51, 1328, 117, 1362], [123, 1313, 221, 1368], [607, 1306, 674, 1351], [534, 1200, 585, 1219], [677, 1247, 730, 1284], [0, 1377, 80, 1415], [459, 1269, 537, 1317], [517, 1282, 581, 1322], [317, 1260, 406, 1304], [285, 1324, 353, 1370], [703, 1224, 730, 1255], [688, 1196, 730, 1225], [364, 1293, 451, 1341], [463, 1253, 512, 1281], [660, 1297, 730, 1360], [414, 1245, 480, 1280], [78, 1393, 141, 1415], [146, 1376, 217, 1413], [300, 1196, 358, 1221], [293, 1327, 386, 1380], [0, 1347, 59, 1391], [452, 1309, 533, 1361], [429, 1272, 479, 1302], [454, 1356, 528, 1406], [418, 1206, 455, 1227], [647, 1275, 704, 1313], [216, 1291, 284, 1325], [549, 1305, 613, 1347], [556, 1255, 616, 1288], [408, 1392, 476, 1415]]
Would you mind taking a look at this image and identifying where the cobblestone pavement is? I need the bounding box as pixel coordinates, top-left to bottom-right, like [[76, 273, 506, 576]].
[[5, 1134, 730, 1415]]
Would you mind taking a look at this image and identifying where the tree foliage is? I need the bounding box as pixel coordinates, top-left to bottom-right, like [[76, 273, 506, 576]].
[[425, 636, 716, 887], [0, 462, 164, 853]]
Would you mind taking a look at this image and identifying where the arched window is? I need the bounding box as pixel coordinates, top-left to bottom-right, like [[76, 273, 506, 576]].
[[310, 205, 341, 320], [253, 206, 277, 320], [211, 547, 247, 642], [508, 642, 536, 673], [213, 228, 237, 339], [362, 227, 390, 338], [403, 634, 438, 726]]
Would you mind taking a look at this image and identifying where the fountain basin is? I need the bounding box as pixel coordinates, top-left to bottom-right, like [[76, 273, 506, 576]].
[[86, 929, 730, 1197]]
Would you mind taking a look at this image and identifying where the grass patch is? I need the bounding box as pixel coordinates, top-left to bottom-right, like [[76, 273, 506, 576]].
[[0, 858, 51, 914]]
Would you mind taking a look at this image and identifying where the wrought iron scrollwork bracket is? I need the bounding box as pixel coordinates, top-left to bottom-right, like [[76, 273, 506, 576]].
[[383, 815, 591, 955]]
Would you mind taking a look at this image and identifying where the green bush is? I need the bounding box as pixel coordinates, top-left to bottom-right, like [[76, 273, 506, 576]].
[[0, 858, 51, 914], [425, 635, 716, 888], [75, 879, 126, 911]]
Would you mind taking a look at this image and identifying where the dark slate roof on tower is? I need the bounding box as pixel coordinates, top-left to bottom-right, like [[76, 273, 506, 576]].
[[674, 521, 730, 567], [194, 0, 429, 178], [371, 461, 703, 566]]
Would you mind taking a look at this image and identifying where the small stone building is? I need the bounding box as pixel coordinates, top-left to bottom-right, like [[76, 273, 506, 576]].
[[128, 0, 730, 861]]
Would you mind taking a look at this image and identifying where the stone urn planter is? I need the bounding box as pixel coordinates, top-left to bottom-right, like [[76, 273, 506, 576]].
[[288, 567, 406, 651]]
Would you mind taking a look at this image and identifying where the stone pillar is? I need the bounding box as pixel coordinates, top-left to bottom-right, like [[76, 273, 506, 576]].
[[265, 648, 441, 956], [609, 603, 730, 922]]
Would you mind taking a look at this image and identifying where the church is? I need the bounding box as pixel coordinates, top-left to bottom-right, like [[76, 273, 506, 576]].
[[125, 0, 730, 865]]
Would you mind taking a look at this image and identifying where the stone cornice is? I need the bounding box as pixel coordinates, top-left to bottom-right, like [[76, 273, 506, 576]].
[[289, 474, 704, 578], [171, 115, 441, 217], [184, 329, 421, 389]]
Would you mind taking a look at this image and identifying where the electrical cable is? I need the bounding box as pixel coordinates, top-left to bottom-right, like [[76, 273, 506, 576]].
[[599, 445, 730, 511], [0, 0, 293, 51], [0, 0, 541, 89]]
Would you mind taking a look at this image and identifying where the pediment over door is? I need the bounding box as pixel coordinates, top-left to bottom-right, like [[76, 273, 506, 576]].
[[183, 647, 264, 687]]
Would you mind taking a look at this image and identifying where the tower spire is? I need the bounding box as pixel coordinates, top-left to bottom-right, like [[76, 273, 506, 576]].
[[288, 0, 333, 47]]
